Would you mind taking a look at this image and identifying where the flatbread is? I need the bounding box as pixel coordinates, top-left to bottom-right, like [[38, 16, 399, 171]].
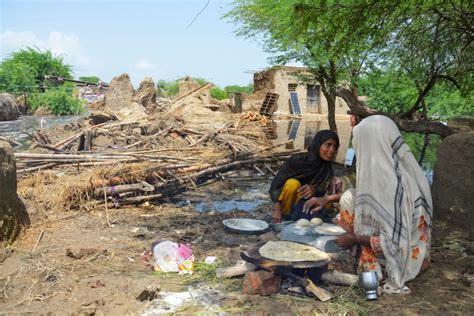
[[314, 224, 346, 236], [258, 241, 330, 262]]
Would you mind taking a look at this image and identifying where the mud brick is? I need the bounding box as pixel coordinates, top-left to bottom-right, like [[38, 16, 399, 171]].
[[242, 270, 281, 296]]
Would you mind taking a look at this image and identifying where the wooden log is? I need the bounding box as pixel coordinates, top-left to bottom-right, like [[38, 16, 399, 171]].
[[17, 162, 61, 174], [116, 193, 163, 206], [84, 130, 92, 151], [95, 182, 155, 196], [190, 157, 267, 179], [53, 131, 84, 150], [77, 133, 85, 151], [14, 152, 136, 160], [216, 261, 257, 278], [321, 270, 358, 286], [34, 142, 63, 152], [0, 136, 22, 147]]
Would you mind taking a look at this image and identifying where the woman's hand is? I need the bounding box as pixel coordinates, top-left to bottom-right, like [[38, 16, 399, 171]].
[[335, 233, 357, 249], [298, 184, 316, 199], [303, 196, 328, 214]]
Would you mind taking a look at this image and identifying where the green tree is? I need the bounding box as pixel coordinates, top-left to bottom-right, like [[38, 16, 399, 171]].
[[0, 62, 36, 94], [0, 47, 73, 93], [29, 87, 85, 115], [226, 0, 379, 131], [78, 76, 101, 84], [225, 84, 254, 94], [226, 1, 473, 133]]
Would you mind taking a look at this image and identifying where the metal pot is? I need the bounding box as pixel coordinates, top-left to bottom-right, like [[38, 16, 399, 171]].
[[358, 271, 379, 300]]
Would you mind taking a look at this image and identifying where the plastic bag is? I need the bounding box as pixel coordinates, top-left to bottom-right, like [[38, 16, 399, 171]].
[[152, 241, 193, 273]]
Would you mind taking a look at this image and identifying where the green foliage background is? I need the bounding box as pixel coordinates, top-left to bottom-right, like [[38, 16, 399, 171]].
[[28, 87, 85, 115], [157, 77, 252, 100], [0, 47, 85, 115], [78, 76, 101, 84]]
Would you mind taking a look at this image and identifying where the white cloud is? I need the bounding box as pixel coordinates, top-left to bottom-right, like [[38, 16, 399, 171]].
[[0, 30, 95, 74], [133, 59, 157, 71]]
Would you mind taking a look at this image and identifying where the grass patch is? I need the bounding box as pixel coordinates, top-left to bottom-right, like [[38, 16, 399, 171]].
[[152, 261, 242, 291]]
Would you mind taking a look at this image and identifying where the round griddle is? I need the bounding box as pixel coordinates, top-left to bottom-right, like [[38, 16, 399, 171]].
[[241, 241, 331, 269]]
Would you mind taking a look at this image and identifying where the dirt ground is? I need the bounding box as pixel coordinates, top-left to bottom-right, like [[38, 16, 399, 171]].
[[1, 178, 473, 315]]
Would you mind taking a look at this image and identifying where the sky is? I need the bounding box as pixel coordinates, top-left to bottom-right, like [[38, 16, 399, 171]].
[[0, 0, 280, 88]]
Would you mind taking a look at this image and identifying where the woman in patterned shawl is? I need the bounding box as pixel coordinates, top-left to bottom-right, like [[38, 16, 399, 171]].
[[333, 115, 432, 293]]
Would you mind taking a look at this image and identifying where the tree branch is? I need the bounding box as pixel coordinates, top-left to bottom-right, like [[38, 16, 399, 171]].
[[435, 74, 461, 89], [336, 87, 455, 138]]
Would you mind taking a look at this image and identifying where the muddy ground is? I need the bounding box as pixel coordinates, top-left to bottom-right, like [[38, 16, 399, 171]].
[[1, 177, 473, 315]]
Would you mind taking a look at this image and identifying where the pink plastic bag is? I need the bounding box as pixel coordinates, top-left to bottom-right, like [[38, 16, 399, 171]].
[[152, 241, 193, 273]]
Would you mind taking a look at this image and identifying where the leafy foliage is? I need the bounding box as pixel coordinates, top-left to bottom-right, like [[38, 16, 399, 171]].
[[0, 47, 73, 93], [156, 77, 252, 100], [224, 84, 254, 94], [226, 0, 473, 126], [358, 69, 473, 119], [29, 88, 85, 115], [0, 61, 36, 94], [78, 76, 101, 84]]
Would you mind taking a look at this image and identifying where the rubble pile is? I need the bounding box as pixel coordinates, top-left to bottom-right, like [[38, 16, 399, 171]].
[[14, 74, 295, 211]]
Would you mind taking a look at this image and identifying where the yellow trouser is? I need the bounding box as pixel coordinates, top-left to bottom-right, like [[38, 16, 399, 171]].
[[278, 178, 301, 216]]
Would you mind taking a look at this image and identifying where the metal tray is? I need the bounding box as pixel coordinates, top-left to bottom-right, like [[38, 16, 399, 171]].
[[223, 218, 269, 234]]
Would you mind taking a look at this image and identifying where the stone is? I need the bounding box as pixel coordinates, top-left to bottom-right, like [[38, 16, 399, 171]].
[[0, 141, 29, 242], [105, 73, 135, 113], [0, 93, 20, 121], [431, 132, 474, 230], [242, 270, 281, 296], [134, 77, 157, 111]]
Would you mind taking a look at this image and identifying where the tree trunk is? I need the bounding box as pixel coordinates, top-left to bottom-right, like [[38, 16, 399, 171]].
[[326, 95, 337, 133], [0, 141, 30, 243]]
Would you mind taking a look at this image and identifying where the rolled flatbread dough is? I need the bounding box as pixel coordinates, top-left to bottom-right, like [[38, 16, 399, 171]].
[[258, 240, 330, 262], [296, 218, 310, 227], [310, 218, 323, 226]]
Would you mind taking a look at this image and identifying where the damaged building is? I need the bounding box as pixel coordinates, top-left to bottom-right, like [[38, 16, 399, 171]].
[[236, 66, 350, 118]]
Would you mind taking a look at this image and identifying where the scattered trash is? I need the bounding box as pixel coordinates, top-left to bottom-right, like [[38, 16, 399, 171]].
[[204, 256, 217, 264], [141, 286, 225, 315], [152, 240, 193, 273]]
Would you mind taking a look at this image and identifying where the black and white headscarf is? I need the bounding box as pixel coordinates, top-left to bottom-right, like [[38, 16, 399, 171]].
[[352, 115, 432, 290]]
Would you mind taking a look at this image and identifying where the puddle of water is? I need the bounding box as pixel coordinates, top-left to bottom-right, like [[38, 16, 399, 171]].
[[190, 200, 265, 212]]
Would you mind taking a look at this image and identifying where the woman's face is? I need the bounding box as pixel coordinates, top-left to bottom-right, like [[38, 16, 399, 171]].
[[319, 138, 338, 161]]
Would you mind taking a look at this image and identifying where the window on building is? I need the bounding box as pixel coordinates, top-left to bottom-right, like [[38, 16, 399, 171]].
[[307, 84, 320, 109]]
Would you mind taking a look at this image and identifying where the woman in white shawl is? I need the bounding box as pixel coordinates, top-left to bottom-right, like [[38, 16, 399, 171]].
[[308, 115, 432, 293]]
